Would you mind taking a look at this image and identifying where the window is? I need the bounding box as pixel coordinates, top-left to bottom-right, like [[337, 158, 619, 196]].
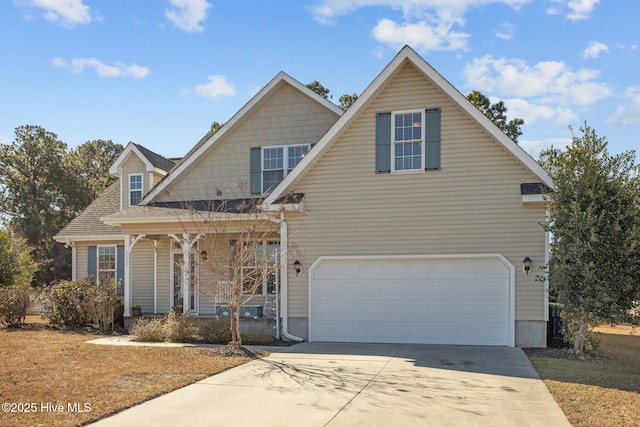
[[375, 108, 440, 174], [262, 148, 284, 194], [261, 145, 309, 193], [129, 174, 142, 206], [97, 246, 116, 284], [236, 240, 280, 295], [392, 111, 423, 172]]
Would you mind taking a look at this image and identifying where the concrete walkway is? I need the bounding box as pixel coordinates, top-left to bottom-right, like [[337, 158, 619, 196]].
[[90, 343, 570, 427]]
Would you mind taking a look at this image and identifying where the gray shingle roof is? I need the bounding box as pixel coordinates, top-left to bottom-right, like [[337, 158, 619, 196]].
[[54, 180, 122, 239], [133, 143, 175, 172]]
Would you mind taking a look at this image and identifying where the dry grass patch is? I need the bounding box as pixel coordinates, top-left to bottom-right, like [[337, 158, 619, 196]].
[[0, 318, 256, 427], [527, 324, 640, 427]]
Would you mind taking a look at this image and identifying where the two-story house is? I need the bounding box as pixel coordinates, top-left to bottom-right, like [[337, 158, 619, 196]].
[[55, 46, 553, 347]]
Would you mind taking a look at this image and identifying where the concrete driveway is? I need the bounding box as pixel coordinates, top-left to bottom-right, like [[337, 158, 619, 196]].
[[91, 343, 570, 427]]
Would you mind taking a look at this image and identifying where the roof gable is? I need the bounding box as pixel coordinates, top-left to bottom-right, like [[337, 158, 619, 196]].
[[141, 72, 343, 205], [109, 142, 174, 175], [264, 46, 553, 206]]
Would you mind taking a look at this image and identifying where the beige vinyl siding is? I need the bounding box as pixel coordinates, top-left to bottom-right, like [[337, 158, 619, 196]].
[[156, 237, 171, 313], [287, 62, 547, 321], [74, 242, 91, 280], [155, 82, 339, 202], [151, 171, 165, 188], [120, 155, 147, 210], [131, 239, 155, 311]]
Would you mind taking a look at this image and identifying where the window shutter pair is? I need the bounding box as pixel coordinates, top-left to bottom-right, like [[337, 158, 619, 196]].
[[375, 108, 441, 173], [87, 245, 124, 295]]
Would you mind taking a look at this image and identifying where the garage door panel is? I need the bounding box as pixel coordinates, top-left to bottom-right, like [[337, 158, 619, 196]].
[[309, 257, 512, 346]]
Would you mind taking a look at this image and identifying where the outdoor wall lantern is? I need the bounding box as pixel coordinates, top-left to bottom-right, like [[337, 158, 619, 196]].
[[523, 257, 532, 275], [294, 260, 301, 276], [201, 250, 208, 262]]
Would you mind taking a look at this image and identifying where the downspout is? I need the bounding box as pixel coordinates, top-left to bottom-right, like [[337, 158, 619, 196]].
[[274, 212, 304, 342]]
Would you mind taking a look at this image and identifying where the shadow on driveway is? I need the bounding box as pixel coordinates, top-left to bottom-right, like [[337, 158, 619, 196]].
[[91, 342, 570, 427]]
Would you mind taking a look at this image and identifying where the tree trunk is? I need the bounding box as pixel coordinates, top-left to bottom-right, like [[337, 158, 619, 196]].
[[235, 310, 242, 347], [229, 307, 238, 346], [573, 312, 588, 354]]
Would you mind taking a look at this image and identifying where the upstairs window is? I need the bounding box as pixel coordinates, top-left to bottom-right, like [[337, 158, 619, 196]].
[[375, 108, 441, 174], [261, 144, 309, 194], [392, 111, 423, 172], [129, 174, 142, 206]]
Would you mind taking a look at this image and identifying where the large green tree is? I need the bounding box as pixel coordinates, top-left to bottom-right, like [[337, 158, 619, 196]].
[[541, 123, 640, 353], [466, 91, 524, 143], [63, 139, 122, 214], [0, 125, 122, 284], [0, 125, 69, 284]]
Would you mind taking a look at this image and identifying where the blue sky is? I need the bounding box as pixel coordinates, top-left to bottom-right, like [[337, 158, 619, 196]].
[[1, 0, 638, 159]]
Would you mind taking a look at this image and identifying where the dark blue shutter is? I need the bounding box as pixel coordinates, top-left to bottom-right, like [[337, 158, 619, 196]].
[[87, 246, 97, 282], [249, 147, 262, 194], [424, 108, 441, 170], [116, 245, 125, 295], [375, 112, 391, 173]]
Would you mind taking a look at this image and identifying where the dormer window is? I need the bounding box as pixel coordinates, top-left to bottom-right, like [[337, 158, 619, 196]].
[[129, 174, 143, 206]]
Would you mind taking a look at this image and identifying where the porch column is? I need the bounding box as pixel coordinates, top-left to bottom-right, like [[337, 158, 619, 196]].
[[71, 243, 77, 281], [150, 239, 158, 314], [124, 235, 132, 316], [182, 233, 192, 315]]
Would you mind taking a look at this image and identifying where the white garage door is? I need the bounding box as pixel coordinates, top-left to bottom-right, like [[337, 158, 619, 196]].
[[309, 255, 513, 346]]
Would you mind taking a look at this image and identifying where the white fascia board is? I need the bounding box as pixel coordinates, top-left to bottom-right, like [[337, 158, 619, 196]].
[[109, 143, 155, 175], [279, 72, 344, 116], [140, 72, 343, 206], [100, 211, 274, 226], [100, 215, 189, 226], [53, 235, 125, 243], [153, 168, 169, 176], [265, 45, 554, 207], [397, 49, 554, 190], [265, 46, 435, 205]]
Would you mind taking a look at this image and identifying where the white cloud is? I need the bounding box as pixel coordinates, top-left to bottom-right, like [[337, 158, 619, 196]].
[[463, 55, 611, 106], [567, 0, 599, 20], [52, 57, 150, 79], [310, 0, 530, 25], [583, 41, 608, 59], [372, 18, 469, 52], [504, 98, 577, 126], [310, 1, 530, 52], [0, 134, 9, 145], [607, 86, 640, 127], [545, 0, 599, 20], [545, 6, 561, 16], [15, 0, 91, 27], [493, 22, 514, 40], [165, 0, 211, 33], [193, 75, 236, 99]]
